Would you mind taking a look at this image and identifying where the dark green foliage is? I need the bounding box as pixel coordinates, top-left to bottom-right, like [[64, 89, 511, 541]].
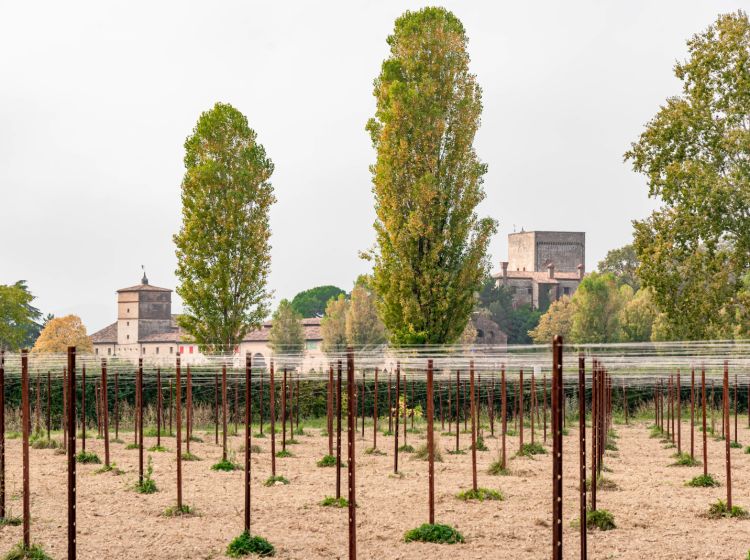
[[404, 523, 464, 544], [2, 543, 52, 560], [0, 517, 22, 527], [398, 444, 415, 453], [291, 286, 345, 318], [517, 442, 546, 457], [275, 449, 293, 458], [320, 496, 348, 508], [95, 463, 124, 475], [263, 475, 289, 487], [456, 487, 503, 501], [686, 474, 720, 487], [707, 499, 748, 519], [730, 441, 742, 449], [125, 443, 140, 450], [226, 532, 275, 558], [148, 445, 168, 453], [447, 449, 466, 455], [476, 279, 542, 344], [136, 456, 158, 494], [31, 439, 59, 450], [211, 459, 239, 472], [76, 451, 101, 464], [605, 441, 618, 451], [181, 452, 201, 461], [586, 509, 616, 530], [163, 504, 195, 517]]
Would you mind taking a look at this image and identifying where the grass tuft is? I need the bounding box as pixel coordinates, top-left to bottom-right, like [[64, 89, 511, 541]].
[[31, 439, 59, 450], [585, 475, 618, 491], [398, 444, 415, 453], [730, 441, 743, 449], [2, 543, 53, 560], [263, 475, 289, 487], [447, 448, 466, 455], [75, 451, 101, 464], [404, 523, 464, 544], [320, 496, 348, 508], [95, 463, 124, 475], [517, 442, 546, 457], [0, 517, 22, 527], [125, 443, 141, 450], [456, 487, 503, 501], [707, 499, 748, 519], [671, 452, 700, 467], [147, 445, 168, 453], [226, 531, 275, 558], [275, 449, 293, 458], [473, 437, 488, 452], [211, 458, 239, 472], [163, 504, 195, 517], [487, 460, 511, 476], [316, 455, 337, 467], [364, 447, 386, 456], [586, 509, 616, 530], [686, 474, 720, 488], [181, 452, 201, 461], [415, 444, 443, 462]]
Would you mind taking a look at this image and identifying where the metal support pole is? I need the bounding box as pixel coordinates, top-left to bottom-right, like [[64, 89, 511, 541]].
[[724, 361, 732, 509], [426, 359, 435, 525], [138, 358, 144, 485], [578, 353, 586, 560], [552, 337, 563, 560], [270, 361, 276, 477], [336, 360, 342, 496], [394, 363, 400, 474], [22, 350, 31, 550], [244, 355, 252, 533], [470, 360, 477, 492], [176, 355, 183, 509], [347, 348, 356, 560], [102, 360, 110, 467], [67, 347, 76, 560]]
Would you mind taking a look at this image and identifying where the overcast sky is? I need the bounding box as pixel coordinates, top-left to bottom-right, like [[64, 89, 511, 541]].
[[1, 1, 745, 333]]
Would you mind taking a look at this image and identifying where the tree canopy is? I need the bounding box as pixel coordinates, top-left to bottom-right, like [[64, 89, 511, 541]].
[[268, 300, 304, 366], [365, 7, 496, 346], [320, 294, 349, 356], [346, 285, 387, 348], [625, 11, 750, 339], [476, 278, 541, 344], [597, 244, 640, 291], [0, 281, 42, 351], [32, 315, 92, 354], [174, 102, 275, 352], [290, 285, 345, 318]]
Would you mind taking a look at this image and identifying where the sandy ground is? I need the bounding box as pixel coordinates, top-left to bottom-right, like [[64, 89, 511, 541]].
[[0, 418, 749, 560]]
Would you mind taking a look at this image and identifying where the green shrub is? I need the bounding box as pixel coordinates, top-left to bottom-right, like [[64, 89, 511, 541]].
[[75, 451, 101, 464], [447, 448, 466, 455], [95, 463, 124, 475], [275, 449, 293, 458], [456, 487, 503, 502], [686, 474, 720, 487], [730, 441, 742, 449], [31, 439, 59, 450], [181, 452, 201, 461], [320, 496, 348, 508], [415, 444, 443, 462], [317, 455, 336, 467], [263, 475, 289, 487], [0, 516, 22, 527], [226, 531, 275, 558], [398, 444, 415, 453], [707, 499, 748, 519], [148, 445, 168, 453], [586, 509, 616, 530], [125, 443, 140, 450], [473, 437, 488, 452], [404, 523, 464, 544]]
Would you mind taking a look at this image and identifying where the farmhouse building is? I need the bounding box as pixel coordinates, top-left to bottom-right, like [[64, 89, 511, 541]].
[[493, 231, 585, 311], [90, 274, 324, 369]]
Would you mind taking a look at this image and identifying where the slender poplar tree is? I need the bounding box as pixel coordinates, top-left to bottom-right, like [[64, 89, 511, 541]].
[[174, 102, 275, 352], [366, 7, 497, 345]]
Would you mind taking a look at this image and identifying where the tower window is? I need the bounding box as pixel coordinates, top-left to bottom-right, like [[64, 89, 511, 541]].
[[126, 334, 130, 340], [156, 347, 160, 355], [170, 347, 173, 354]]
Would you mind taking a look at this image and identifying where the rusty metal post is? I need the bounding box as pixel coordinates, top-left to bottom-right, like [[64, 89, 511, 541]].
[[470, 360, 477, 492], [552, 337, 563, 560], [519, 368, 524, 450], [270, 361, 276, 477], [244, 354, 252, 533], [361, 371, 366, 439], [169, 378, 173, 436], [114, 369, 119, 441], [455, 370, 460, 452], [591, 360, 597, 511], [102, 359, 110, 467], [388, 370, 393, 434], [47, 371, 51, 442], [0, 350, 5, 520], [501, 366, 507, 469], [81, 364, 86, 452], [690, 369, 695, 460], [394, 363, 400, 474], [282, 367, 287, 452], [176, 355, 183, 509], [347, 348, 357, 560], [22, 350, 31, 549], [214, 372, 219, 446], [578, 353, 586, 560], [404, 371, 409, 445], [186, 366, 192, 454], [543, 373, 548, 443], [328, 365, 334, 456], [440, 381, 445, 431], [677, 371, 681, 455], [156, 367, 162, 448], [138, 358, 144, 484], [67, 347, 77, 560], [222, 365, 228, 462], [734, 374, 738, 445], [724, 361, 732, 509], [702, 368, 707, 477], [531, 372, 536, 444], [427, 359, 435, 525], [373, 367, 378, 449], [259, 371, 264, 436], [336, 360, 342, 496]]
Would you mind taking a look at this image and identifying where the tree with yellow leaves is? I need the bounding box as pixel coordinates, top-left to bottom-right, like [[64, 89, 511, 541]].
[[32, 315, 93, 353]]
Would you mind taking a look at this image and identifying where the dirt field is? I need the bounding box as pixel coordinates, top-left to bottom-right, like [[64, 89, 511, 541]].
[[0, 418, 748, 559]]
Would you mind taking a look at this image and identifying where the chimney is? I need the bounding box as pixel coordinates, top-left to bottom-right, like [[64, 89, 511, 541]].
[[548, 263, 555, 279], [501, 261, 508, 281], [577, 263, 584, 280]]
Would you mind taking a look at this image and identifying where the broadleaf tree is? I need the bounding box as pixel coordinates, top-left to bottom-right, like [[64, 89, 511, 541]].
[[291, 285, 345, 318], [366, 7, 497, 345], [32, 315, 93, 354], [0, 281, 41, 351], [321, 294, 349, 356], [174, 102, 275, 352], [346, 285, 387, 349], [268, 299, 305, 368], [625, 11, 750, 339]]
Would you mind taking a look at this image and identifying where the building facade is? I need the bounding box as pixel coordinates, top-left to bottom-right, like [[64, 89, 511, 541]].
[[494, 231, 585, 311], [90, 275, 324, 368]]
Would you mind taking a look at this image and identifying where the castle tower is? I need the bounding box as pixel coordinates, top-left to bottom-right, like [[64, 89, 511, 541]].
[[116, 276, 172, 347]]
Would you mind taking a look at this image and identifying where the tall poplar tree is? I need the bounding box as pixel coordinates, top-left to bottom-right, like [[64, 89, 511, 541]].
[[366, 7, 497, 345], [174, 102, 275, 352]]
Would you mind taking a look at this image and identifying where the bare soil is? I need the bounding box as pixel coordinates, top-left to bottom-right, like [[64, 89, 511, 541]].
[[1, 418, 749, 559]]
